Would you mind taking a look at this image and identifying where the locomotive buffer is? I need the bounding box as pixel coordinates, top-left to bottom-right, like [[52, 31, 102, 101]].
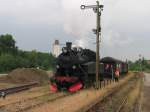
[[81, 1, 104, 89]]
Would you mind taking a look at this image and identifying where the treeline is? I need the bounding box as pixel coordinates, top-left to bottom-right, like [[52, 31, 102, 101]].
[[128, 58, 150, 71], [0, 34, 55, 73]]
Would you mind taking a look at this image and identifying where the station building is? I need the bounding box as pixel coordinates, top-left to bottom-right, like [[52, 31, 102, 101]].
[[52, 40, 61, 57]]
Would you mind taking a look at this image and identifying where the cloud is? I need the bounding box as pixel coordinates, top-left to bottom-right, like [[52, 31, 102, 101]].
[[103, 30, 133, 46], [0, 0, 62, 25], [0, 0, 150, 60], [102, 0, 150, 47], [61, 0, 150, 47], [61, 0, 97, 47]]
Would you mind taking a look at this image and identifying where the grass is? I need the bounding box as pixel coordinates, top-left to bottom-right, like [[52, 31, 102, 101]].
[[123, 77, 142, 112]]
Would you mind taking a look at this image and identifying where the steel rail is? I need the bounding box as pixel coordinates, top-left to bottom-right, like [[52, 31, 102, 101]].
[[77, 74, 136, 112], [116, 96, 128, 112], [0, 82, 38, 97]]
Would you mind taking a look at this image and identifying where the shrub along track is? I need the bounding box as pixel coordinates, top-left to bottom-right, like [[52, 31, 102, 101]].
[[85, 74, 141, 112], [0, 91, 74, 112]]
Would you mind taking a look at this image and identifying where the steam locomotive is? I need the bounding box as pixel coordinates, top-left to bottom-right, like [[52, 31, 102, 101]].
[[50, 42, 128, 92]]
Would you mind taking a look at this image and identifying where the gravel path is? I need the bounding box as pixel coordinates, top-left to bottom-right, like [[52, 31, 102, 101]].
[[142, 73, 150, 112]]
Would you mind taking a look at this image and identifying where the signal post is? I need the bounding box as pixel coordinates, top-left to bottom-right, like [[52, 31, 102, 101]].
[[81, 1, 104, 89]]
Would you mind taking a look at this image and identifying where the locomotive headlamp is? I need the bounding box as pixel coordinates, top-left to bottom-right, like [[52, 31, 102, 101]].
[[64, 49, 67, 53], [56, 65, 60, 69], [72, 65, 76, 69]]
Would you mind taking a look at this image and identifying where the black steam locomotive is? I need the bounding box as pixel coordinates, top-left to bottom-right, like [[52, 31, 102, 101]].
[[50, 42, 128, 92]]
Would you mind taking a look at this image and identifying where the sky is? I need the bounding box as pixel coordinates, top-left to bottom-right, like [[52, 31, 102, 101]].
[[0, 0, 149, 61]]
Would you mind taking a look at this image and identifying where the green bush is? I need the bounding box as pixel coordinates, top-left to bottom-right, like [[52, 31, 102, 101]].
[[0, 34, 55, 73]]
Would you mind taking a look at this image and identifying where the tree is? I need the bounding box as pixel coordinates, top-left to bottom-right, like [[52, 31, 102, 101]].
[[0, 54, 16, 72], [0, 34, 56, 73], [0, 34, 17, 54]]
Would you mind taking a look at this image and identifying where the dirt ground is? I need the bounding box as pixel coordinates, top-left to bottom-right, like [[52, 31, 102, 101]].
[[86, 73, 142, 112], [0, 86, 50, 106], [0, 72, 134, 112], [0, 68, 49, 85], [25, 73, 135, 112], [0, 69, 53, 112], [142, 73, 150, 112], [0, 83, 17, 89], [0, 74, 8, 77]]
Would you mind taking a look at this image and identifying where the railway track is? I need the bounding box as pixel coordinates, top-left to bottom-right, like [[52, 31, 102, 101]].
[[0, 82, 38, 98], [0, 91, 75, 112], [116, 96, 128, 112], [81, 74, 139, 112], [16, 92, 72, 112], [0, 74, 136, 112]]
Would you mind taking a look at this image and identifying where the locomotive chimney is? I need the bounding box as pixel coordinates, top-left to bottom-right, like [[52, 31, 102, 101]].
[[66, 42, 72, 51]]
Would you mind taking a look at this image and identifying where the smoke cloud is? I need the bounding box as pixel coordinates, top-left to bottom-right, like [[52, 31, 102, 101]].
[[61, 0, 134, 48], [61, 0, 97, 48]]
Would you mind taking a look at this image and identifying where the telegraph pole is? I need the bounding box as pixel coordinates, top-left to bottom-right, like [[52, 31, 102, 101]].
[[81, 1, 104, 89], [139, 54, 142, 72], [96, 1, 100, 89]]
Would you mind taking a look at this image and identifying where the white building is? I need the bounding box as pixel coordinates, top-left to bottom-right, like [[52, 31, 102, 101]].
[[52, 40, 61, 57]]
